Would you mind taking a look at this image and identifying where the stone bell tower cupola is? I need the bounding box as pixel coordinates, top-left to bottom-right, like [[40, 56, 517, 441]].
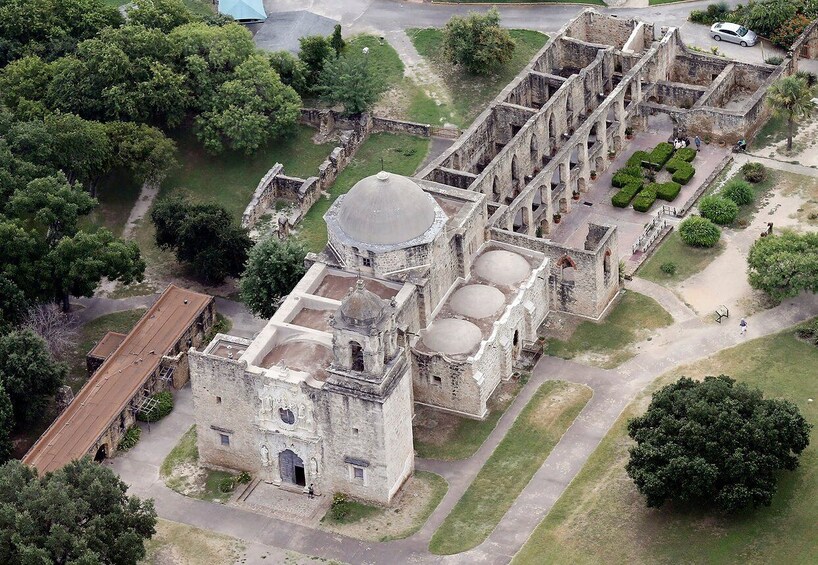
[[330, 280, 399, 377]]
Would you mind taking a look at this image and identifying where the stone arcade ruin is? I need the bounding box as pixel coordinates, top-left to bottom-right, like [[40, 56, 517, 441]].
[[189, 10, 785, 505]]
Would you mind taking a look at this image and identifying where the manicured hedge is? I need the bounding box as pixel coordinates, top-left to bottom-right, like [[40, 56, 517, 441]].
[[672, 162, 695, 184], [633, 187, 657, 212], [649, 142, 675, 168], [649, 181, 682, 201], [674, 147, 697, 162], [612, 181, 642, 208], [612, 165, 644, 188], [626, 150, 650, 168]]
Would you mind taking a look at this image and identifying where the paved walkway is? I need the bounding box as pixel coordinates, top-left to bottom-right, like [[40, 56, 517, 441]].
[[110, 287, 818, 564], [625, 277, 698, 323]]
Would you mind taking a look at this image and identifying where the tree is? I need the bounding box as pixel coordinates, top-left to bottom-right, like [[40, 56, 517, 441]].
[[679, 216, 721, 248], [698, 194, 738, 225], [318, 54, 383, 115], [627, 375, 811, 512], [240, 237, 307, 318], [747, 231, 818, 299], [443, 8, 515, 75], [151, 196, 252, 284], [126, 0, 194, 33], [269, 50, 309, 95], [298, 35, 332, 90], [0, 458, 157, 564], [0, 329, 66, 425], [0, 276, 29, 331], [766, 75, 816, 152], [0, 386, 13, 464], [105, 121, 178, 184], [330, 24, 345, 57]]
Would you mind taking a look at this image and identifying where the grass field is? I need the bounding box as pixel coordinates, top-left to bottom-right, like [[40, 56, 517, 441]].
[[638, 230, 725, 284], [83, 170, 142, 236], [141, 519, 245, 565], [407, 29, 548, 127], [429, 381, 592, 555], [719, 169, 778, 228], [544, 290, 673, 368], [347, 35, 405, 91], [297, 132, 430, 252], [161, 425, 237, 503], [753, 114, 789, 150], [514, 323, 818, 565]]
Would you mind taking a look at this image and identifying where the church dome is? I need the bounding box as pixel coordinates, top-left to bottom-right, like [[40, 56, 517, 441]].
[[337, 279, 387, 328], [336, 171, 436, 245]]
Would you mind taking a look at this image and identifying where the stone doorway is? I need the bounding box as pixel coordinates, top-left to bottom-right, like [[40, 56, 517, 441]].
[[94, 444, 108, 463], [279, 449, 306, 486]]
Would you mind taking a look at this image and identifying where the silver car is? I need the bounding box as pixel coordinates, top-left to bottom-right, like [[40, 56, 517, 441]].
[[710, 22, 758, 47]]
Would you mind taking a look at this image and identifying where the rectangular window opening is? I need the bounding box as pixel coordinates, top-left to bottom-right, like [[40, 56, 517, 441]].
[[219, 433, 230, 446], [353, 467, 364, 480], [216, 396, 222, 404]]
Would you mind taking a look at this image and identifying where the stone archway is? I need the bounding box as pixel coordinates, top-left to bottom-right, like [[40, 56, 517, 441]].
[[279, 449, 306, 486], [512, 329, 521, 359], [94, 444, 108, 463]]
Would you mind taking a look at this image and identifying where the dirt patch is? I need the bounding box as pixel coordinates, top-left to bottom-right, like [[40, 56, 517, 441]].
[[164, 462, 207, 497], [538, 311, 585, 343], [527, 383, 591, 429], [140, 519, 244, 565], [765, 115, 818, 166]]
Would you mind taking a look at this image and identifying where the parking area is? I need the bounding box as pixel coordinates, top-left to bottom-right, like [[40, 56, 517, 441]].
[[679, 22, 785, 65]]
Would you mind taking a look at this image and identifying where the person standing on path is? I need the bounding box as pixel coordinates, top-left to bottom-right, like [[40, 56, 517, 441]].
[[307, 484, 315, 499], [695, 135, 702, 152], [740, 318, 747, 335]]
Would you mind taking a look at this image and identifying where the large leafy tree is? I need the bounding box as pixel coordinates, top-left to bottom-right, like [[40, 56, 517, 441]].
[[126, 0, 194, 32], [766, 74, 816, 152], [0, 329, 66, 425], [298, 34, 333, 91], [0, 386, 13, 464], [443, 8, 515, 75], [318, 54, 383, 116], [240, 237, 307, 319], [747, 231, 818, 300], [0, 458, 157, 564], [627, 375, 811, 512], [151, 196, 252, 283]]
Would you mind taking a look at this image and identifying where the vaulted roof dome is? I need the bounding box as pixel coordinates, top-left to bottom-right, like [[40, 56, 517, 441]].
[[336, 279, 388, 329], [336, 171, 436, 246]]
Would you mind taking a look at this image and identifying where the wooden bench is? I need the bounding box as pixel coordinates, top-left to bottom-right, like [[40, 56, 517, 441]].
[[714, 304, 729, 323]]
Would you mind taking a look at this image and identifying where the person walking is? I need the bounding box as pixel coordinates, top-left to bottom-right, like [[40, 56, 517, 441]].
[[695, 135, 702, 152], [739, 318, 747, 335], [307, 484, 315, 499]]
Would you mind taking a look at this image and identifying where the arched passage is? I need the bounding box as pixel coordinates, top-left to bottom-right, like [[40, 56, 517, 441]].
[[530, 134, 539, 170], [492, 175, 501, 201], [350, 341, 364, 371], [511, 155, 520, 195], [279, 449, 306, 486], [94, 444, 108, 463], [557, 255, 577, 285]]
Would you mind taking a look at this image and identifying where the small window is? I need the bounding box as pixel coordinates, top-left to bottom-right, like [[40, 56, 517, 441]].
[[352, 427, 359, 434], [362, 257, 371, 267], [432, 376, 442, 384], [279, 408, 296, 425], [219, 433, 230, 446], [216, 396, 222, 404], [353, 467, 364, 480]]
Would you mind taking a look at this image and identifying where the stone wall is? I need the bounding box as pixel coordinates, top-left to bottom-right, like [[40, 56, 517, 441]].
[[792, 18, 818, 62]]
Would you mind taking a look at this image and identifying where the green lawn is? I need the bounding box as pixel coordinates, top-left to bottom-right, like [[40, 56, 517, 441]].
[[721, 169, 778, 228], [297, 132, 430, 252], [514, 324, 818, 565], [638, 230, 725, 284], [429, 381, 592, 555], [83, 169, 142, 236], [162, 425, 238, 503], [347, 35, 405, 90], [433, 0, 604, 4], [544, 290, 673, 368], [407, 29, 548, 127], [753, 113, 789, 150], [161, 126, 334, 222]]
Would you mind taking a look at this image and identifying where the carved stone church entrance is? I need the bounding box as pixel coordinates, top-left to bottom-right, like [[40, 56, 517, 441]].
[[279, 449, 306, 486]]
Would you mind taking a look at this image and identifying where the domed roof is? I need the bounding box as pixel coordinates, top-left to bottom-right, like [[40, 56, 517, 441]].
[[336, 279, 387, 328], [336, 171, 436, 246]]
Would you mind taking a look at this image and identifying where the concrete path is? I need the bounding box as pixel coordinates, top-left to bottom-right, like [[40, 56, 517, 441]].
[[625, 276, 698, 323], [122, 181, 159, 239], [738, 152, 818, 179]]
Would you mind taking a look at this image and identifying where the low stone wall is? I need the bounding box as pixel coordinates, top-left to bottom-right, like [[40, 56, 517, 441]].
[[677, 153, 733, 216]]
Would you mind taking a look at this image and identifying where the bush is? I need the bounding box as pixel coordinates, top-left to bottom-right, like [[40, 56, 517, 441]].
[[741, 161, 767, 183], [660, 262, 677, 275], [633, 187, 657, 212], [218, 476, 236, 493], [765, 55, 784, 65], [674, 147, 696, 162], [651, 181, 682, 201], [689, 9, 709, 24], [771, 14, 811, 50], [237, 471, 252, 484], [648, 142, 675, 168], [699, 195, 738, 225], [117, 426, 141, 452], [612, 182, 642, 207], [626, 150, 650, 168], [137, 390, 174, 422], [679, 216, 721, 247], [612, 165, 644, 188], [330, 492, 350, 520], [722, 179, 754, 206], [669, 161, 695, 185]]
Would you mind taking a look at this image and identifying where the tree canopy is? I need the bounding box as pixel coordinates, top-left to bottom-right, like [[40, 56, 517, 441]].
[[318, 54, 383, 116], [240, 237, 307, 319], [0, 458, 157, 564], [443, 8, 515, 75], [747, 231, 818, 300], [627, 375, 811, 512], [766, 75, 816, 151]]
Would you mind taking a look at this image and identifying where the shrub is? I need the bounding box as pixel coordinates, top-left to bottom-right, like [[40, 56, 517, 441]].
[[689, 9, 709, 24], [218, 476, 236, 493], [679, 216, 721, 247], [633, 187, 657, 212], [237, 471, 252, 484], [117, 426, 141, 452], [660, 262, 677, 275], [612, 181, 642, 207], [330, 492, 350, 520], [741, 161, 767, 183], [652, 181, 682, 201], [674, 147, 696, 162], [765, 56, 784, 65], [137, 390, 174, 422], [699, 195, 738, 225], [612, 165, 644, 188], [670, 161, 695, 185], [649, 142, 675, 168], [771, 15, 811, 50], [722, 179, 754, 206], [626, 150, 651, 168]]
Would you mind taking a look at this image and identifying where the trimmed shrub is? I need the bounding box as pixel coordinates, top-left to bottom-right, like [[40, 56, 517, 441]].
[[137, 390, 174, 422], [611, 165, 644, 188], [652, 181, 682, 201], [722, 179, 754, 206], [674, 147, 696, 162], [679, 216, 721, 248], [612, 181, 642, 207], [633, 187, 657, 212], [660, 262, 677, 275], [648, 142, 674, 168], [626, 150, 650, 168], [237, 471, 252, 484], [671, 162, 695, 185], [741, 161, 766, 183], [218, 476, 236, 493], [699, 195, 738, 225], [117, 426, 141, 452]]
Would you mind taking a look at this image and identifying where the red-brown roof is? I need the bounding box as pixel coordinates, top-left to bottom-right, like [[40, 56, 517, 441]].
[[87, 331, 127, 360], [23, 285, 212, 474]]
